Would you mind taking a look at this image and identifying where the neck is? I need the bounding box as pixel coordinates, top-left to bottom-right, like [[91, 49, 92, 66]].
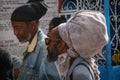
[[29, 29, 38, 43]]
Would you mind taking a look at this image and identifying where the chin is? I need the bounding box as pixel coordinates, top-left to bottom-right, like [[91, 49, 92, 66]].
[[46, 46, 60, 62], [18, 34, 31, 43], [19, 40, 28, 43], [47, 55, 58, 62], [47, 50, 59, 62]]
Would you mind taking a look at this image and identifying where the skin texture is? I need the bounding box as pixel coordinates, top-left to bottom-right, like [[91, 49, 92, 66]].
[[11, 21, 38, 43], [46, 27, 68, 62]]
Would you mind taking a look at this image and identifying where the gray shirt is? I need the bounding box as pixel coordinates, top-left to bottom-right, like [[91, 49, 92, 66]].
[[66, 57, 95, 80]]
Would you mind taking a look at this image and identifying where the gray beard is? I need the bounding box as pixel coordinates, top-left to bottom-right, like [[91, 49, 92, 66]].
[[20, 33, 31, 43], [47, 47, 59, 62], [27, 33, 31, 42]]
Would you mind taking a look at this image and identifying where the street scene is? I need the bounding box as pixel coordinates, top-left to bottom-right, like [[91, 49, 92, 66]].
[[0, 0, 120, 80]]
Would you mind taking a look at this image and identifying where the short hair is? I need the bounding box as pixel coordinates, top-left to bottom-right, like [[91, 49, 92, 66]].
[[49, 15, 67, 31]]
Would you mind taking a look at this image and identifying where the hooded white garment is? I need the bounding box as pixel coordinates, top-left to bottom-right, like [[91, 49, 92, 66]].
[[57, 10, 109, 80]]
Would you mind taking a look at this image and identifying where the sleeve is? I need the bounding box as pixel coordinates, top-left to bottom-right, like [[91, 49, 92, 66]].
[[72, 65, 93, 80]]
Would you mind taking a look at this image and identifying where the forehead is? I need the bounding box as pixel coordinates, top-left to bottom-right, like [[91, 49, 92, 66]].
[[47, 27, 60, 39], [11, 21, 27, 27]]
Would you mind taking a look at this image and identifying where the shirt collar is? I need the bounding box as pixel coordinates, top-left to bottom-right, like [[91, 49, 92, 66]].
[[27, 32, 38, 52]]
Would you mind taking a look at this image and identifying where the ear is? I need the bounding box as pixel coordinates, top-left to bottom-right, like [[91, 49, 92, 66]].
[[57, 42, 68, 53], [30, 21, 37, 28], [29, 21, 38, 32]]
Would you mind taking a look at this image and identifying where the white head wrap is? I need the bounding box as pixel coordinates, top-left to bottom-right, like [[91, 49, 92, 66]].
[[57, 10, 108, 80], [58, 10, 108, 59]]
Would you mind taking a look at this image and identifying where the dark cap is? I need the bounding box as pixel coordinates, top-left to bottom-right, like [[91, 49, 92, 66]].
[[11, 2, 47, 22]]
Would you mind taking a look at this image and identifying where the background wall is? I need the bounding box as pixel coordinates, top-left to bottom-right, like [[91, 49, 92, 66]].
[[0, 0, 58, 57]]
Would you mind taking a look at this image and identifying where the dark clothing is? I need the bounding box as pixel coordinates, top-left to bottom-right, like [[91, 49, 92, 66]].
[[0, 48, 13, 80]]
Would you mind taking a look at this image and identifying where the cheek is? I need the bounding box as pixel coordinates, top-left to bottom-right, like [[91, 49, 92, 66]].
[[47, 43, 54, 53], [56, 42, 68, 54], [48, 43, 57, 53], [16, 30, 29, 41], [20, 30, 30, 37], [18, 32, 27, 39], [15, 29, 24, 35]]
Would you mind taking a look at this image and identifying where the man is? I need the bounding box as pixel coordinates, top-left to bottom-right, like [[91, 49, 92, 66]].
[[10, 1, 60, 80], [46, 10, 108, 80]]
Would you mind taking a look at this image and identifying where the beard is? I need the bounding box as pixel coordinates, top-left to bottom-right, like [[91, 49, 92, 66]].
[[19, 33, 31, 43], [26, 33, 31, 42], [47, 47, 60, 62]]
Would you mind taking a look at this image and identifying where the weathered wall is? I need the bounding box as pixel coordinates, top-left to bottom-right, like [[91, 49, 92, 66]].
[[0, 0, 58, 57]]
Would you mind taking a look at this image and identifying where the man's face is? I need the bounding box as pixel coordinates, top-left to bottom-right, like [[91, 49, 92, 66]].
[[45, 28, 61, 62], [11, 21, 31, 43]]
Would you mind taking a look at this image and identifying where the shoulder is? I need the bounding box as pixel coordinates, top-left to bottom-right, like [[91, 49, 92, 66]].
[[72, 64, 92, 80]]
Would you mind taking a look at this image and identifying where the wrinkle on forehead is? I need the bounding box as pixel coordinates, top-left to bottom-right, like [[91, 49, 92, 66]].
[[47, 27, 61, 39]]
